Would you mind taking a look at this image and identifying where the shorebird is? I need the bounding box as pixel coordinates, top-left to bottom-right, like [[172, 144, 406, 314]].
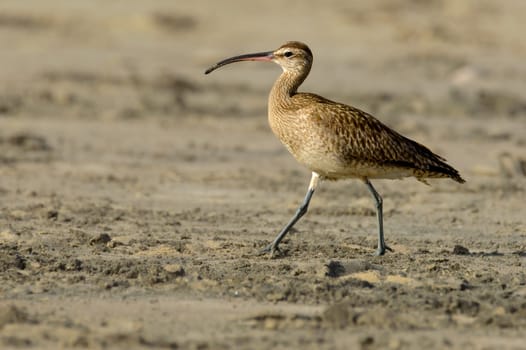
[[205, 41, 465, 257]]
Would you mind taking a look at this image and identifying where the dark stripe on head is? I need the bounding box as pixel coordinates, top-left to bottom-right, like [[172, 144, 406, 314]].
[[280, 41, 312, 57]]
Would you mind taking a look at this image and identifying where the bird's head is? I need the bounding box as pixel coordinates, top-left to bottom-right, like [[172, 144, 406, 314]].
[[205, 41, 313, 75]]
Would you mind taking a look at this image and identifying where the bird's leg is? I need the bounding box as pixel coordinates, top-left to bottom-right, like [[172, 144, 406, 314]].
[[364, 179, 392, 255], [259, 172, 320, 257]]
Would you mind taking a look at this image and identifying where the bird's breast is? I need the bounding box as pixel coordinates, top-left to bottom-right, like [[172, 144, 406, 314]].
[[268, 110, 346, 173]]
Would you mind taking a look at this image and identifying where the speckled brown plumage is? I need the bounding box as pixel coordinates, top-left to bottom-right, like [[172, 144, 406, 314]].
[[205, 41, 465, 257], [267, 43, 464, 184]]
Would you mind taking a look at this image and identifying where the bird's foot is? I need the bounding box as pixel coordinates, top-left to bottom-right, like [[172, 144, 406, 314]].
[[374, 245, 393, 256], [257, 243, 282, 258]]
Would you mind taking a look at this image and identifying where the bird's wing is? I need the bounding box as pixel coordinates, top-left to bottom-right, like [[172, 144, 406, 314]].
[[295, 93, 448, 169]]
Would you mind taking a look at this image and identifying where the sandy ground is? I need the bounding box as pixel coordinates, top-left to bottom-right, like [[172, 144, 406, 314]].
[[1, 0, 525, 349]]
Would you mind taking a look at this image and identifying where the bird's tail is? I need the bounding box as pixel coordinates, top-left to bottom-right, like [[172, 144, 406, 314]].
[[417, 163, 465, 184]]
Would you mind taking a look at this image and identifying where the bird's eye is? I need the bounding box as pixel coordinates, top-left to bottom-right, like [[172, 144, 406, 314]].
[[284, 51, 293, 58]]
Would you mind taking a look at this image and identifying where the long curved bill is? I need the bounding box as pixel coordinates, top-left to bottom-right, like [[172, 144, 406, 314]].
[[204, 51, 274, 74]]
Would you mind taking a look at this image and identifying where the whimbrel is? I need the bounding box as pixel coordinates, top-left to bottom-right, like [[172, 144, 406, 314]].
[[205, 41, 465, 256]]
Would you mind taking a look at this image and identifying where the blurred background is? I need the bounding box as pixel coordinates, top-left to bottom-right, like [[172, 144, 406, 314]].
[[1, 1, 525, 117]]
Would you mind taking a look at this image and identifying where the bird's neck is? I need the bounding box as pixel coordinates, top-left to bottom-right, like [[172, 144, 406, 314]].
[[269, 69, 309, 109], [268, 68, 309, 143]]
